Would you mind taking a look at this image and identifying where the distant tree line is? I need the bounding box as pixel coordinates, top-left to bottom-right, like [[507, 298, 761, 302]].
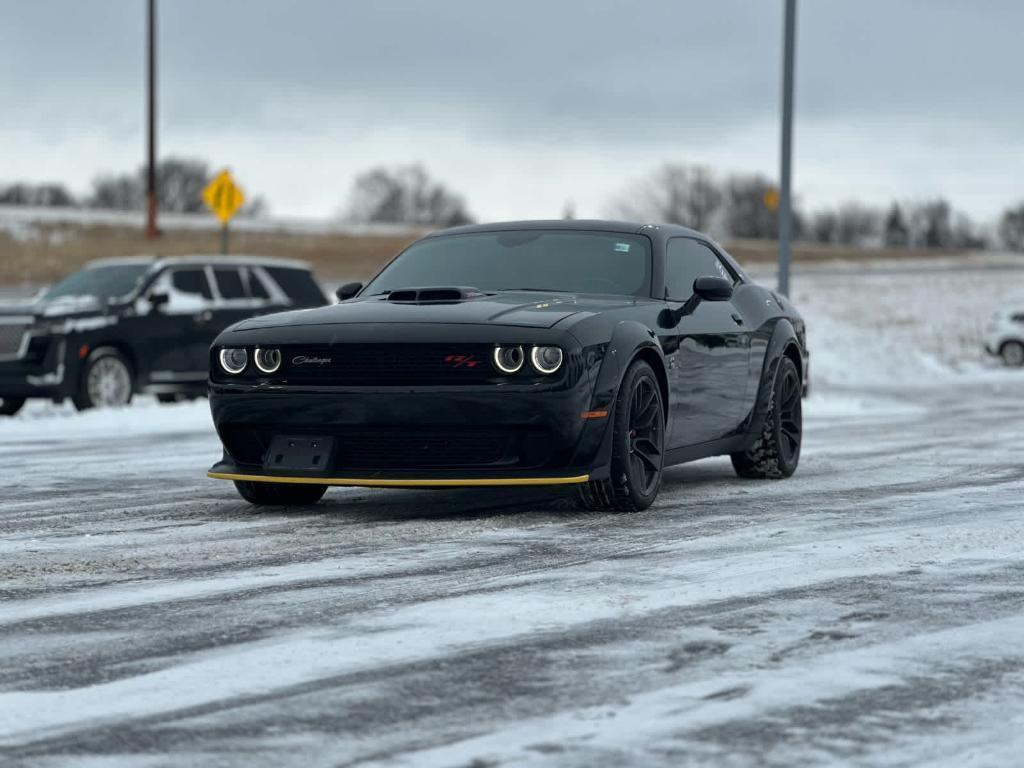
[[0, 157, 266, 217], [6, 157, 1024, 251]]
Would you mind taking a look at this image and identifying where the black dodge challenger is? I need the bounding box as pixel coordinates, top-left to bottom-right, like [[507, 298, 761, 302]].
[[207, 220, 807, 511]]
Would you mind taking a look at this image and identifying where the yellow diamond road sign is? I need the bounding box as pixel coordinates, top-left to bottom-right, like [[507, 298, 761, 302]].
[[202, 169, 245, 224], [763, 186, 780, 212]]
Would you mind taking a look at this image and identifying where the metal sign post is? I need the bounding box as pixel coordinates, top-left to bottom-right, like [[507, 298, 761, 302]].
[[778, 0, 797, 296], [144, 0, 159, 239], [202, 170, 246, 255]]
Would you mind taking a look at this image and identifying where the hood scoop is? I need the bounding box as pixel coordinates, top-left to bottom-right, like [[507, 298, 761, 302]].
[[386, 286, 487, 304]]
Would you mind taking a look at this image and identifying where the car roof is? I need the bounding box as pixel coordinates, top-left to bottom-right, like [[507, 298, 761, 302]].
[[424, 219, 707, 239], [84, 254, 312, 271]]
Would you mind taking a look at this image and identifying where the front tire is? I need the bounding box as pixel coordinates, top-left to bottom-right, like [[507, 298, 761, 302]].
[[1001, 340, 1024, 367], [577, 359, 665, 512], [0, 396, 26, 416], [73, 348, 134, 411], [234, 480, 327, 506], [732, 356, 802, 479]]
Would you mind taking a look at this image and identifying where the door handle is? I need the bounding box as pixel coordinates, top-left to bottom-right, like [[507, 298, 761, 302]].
[[194, 310, 213, 323], [731, 313, 744, 326]]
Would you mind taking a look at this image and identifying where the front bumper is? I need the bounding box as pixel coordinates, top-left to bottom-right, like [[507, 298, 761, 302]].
[[207, 379, 613, 487], [0, 338, 69, 398]]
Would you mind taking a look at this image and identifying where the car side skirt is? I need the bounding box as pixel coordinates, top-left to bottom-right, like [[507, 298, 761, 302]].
[[208, 471, 590, 488]]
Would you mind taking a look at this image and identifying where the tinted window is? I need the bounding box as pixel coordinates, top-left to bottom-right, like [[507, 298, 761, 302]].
[[364, 231, 652, 297], [171, 269, 212, 299], [665, 239, 734, 301], [213, 268, 245, 299], [245, 269, 270, 299], [44, 264, 149, 301], [266, 267, 326, 306]]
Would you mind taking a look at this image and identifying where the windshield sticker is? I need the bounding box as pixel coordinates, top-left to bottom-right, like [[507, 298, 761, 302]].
[[614, 242, 631, 253]]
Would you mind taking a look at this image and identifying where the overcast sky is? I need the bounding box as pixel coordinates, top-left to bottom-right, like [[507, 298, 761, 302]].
[[3, 0, 1023, 223]]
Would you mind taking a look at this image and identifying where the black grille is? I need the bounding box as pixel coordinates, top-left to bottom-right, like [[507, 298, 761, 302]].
[[221, 425, 551, 470], [280, 344, 498, 385], [0, 323, 28, 357]]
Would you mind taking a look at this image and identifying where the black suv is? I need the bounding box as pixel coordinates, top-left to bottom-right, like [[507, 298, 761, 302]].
[[0, 255, 328, 415]]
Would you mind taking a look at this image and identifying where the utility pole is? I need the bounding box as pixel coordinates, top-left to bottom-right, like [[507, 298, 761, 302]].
[[145, 0, 159, 238], [777, 0, 797, 296]]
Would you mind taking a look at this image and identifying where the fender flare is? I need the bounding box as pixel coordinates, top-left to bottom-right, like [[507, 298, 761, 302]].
[[745, 318, 804, 440], [588, 320, 667, 413]]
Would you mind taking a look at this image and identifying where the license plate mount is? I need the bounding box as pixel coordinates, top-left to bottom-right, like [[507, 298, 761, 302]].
[[263, 435, 334, 473]]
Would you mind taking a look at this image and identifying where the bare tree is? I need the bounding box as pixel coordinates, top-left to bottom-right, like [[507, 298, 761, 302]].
[[810, 210, 838, 243], [347, 165, 473, 227], [89, 157, 213, 213], [883, 203, 910, 247], [833, 202, 881, 246], [999, 203, 1024, 252], [611, 164, 723, 231], [724, 174, 779, 239], [0, 182, 76, 207], [906, 199, 954, 248]]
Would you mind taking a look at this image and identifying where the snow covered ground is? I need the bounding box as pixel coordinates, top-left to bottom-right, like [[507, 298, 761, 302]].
[[2, 262, 1023, 766]]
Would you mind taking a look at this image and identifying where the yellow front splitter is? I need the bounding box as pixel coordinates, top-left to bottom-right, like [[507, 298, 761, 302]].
[[207, 471, 590, 488]]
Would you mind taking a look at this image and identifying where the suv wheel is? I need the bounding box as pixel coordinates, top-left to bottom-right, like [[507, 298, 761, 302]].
[[577, 359, 665, 512], [73, 348, 134, 411], [0, 396, 25, 417], [1001, 341, 1024, 367]]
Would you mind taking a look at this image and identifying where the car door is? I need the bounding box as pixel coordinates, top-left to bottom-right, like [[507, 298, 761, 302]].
[[140, 266, 219, 383], [662, 238, 751, 447]]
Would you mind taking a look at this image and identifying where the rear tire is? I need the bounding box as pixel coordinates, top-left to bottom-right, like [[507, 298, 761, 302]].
[[73, 348, 134, 411], [234, 480, 327, 506], [577, 359, 665, 512], [0, 396, 25, 416], [1001, 341, 1024, 367], [731, 356, 802, 479]]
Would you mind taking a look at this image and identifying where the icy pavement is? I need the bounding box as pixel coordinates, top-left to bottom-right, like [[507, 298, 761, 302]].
[[2, 266, 1024, 766]]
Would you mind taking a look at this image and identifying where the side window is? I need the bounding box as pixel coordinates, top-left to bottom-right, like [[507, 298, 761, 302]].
[[665, 239, 735, 301], [265, 267, 326, 306], [213, 268, 245, 300], [245, 268, 270, 299], [171, 269, 212, 300]]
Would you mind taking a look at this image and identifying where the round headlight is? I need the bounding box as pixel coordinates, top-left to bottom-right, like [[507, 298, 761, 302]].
[[492, 344, 525, 374], [254, 347, 281, 374], [219, 347, 248, 375], [530, 345, 564, 374]]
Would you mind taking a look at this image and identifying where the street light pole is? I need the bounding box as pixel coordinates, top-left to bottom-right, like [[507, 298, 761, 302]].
[[778, 0, 797, 296], [145, 0, 159, 238]]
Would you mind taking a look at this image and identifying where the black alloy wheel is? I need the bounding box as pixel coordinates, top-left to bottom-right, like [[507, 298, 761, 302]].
[[731, 355, 802, 479], [577, 359, 665, 512]]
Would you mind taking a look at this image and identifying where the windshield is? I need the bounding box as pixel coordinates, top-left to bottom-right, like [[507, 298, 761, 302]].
[[44, 264, 150, 302], [364, 230, 652, 297]]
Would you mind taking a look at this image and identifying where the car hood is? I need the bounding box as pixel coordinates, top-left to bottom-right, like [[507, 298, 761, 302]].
[[233, 291, 645, 331]]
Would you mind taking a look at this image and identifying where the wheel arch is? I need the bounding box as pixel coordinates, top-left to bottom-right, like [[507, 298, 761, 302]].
[[745, 319, 802, 441]]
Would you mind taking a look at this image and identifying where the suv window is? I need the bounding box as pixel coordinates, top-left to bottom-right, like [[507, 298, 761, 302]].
[[245, 269, 270, 299], [265, 267, 325, 306], [171, 269, 212, 299], [665, 239, 735, 301], [213, 268, 245, 300]]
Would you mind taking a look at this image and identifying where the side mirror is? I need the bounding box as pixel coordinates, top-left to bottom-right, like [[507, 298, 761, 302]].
[[673, 276, 734, 323], [148, 291, 170, 310], [693, 276, 733, 302], [335, 282, 363, 301]]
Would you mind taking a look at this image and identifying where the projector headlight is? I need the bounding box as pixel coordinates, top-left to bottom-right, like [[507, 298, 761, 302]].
[[492, 344, 525, 374], [218, 347, 248, 375], [529, 345, 563, 374], [254, 347, 282, 374]]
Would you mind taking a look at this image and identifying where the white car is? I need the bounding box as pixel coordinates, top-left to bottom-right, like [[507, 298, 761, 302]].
[[985, 309, 1024, 366]]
